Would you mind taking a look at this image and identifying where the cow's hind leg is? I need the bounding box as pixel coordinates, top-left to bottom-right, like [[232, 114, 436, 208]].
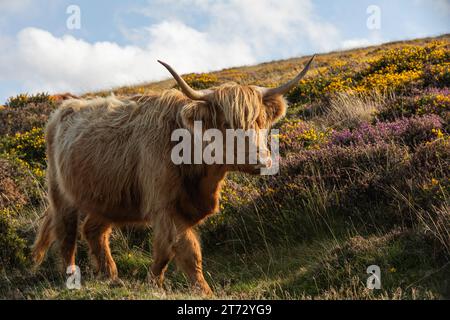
[[32, 176, 79, 272], [82, 216, 118, 280], [49, 184, 79, 271], [174, 229, 212, 296], [54, 207, 79, 270]]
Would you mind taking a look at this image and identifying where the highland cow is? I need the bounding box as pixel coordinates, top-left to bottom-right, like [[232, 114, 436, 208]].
[[32, 56, 315, 295]]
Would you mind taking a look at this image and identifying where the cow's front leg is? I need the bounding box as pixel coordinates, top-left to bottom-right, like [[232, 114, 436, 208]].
[[174, 228, 213, 296], [149, 214, 177, 286]]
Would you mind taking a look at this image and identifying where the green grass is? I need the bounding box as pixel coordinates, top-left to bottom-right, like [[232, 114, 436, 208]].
[[4, 229, 447, 299]]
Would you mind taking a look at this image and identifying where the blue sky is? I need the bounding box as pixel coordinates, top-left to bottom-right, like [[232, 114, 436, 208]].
[[0, 0, 449, 103]]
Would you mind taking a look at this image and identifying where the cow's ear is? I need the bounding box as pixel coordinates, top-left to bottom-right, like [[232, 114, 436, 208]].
[[263, 95, 287, 124], [179, 102, 213, 132]]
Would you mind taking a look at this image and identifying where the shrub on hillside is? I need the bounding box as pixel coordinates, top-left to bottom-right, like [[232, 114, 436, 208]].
[[0, 208, 28, 271], [201, 143, 412, 248], [5, 93, 55, 109], [0, 127, 46, 206], [354, 42, 449, 93], [282, 42, 449, 108], [279, 119, 329, 153], [411, 138, 450, 176], [330, 115, 443, 148], [364, 43, 449, 75], [1, 127, 46, 169], [377, 88, 450, 123], [182, 73, 219, 90], [408, 139, 449, 211], [203, 135, 449, 252], [0, 158, 30, 209], [0, 155, 42, 208], [423, 62, 450, 87], [280, 143, 408, 202], [286, 77, 330, 104], [357, 69, 423, 93], [0, 101, 54, 135]]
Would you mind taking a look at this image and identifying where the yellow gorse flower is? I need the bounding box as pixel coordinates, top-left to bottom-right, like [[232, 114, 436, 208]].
[[432, 128, 445, 140]]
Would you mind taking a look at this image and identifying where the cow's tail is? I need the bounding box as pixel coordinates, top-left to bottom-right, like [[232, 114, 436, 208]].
[[32, 207, 56, 266]]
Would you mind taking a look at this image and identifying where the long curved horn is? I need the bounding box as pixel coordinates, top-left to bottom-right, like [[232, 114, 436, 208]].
[[260, 54, 316, 97], [158, 60, 211, 101]]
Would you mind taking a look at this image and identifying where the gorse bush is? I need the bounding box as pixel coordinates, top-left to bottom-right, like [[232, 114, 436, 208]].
[[5, 94, 31, 109], [5, 93, 54, 109], [365, 42, 449, 74], [356, 42, 449, 92], [278, 119, 329, 153], [377, 88, 450, 126], [0, 127, 47, 185], [1, 127, 46, 168], [0, 154, 44, 208], [0, 159, 29, 209], [182, 73, 219, 89], [287, 77, 330, 104], [358, 69, 423, 93], [287, 41, 449, 104], [0, 97, 55, 135], [423, 62, 450, 87], [0, 208, 28, 270]]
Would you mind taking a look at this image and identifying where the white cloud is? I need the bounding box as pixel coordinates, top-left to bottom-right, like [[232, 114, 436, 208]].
[[1, 0, 345, 99], [341, 38, 374, 50], [0, 24, 255, 95], [341, 31, 384, 50], [133, 0, 341, 57]]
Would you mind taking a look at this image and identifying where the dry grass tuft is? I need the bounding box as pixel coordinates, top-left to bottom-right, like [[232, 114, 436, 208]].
[[316, 92, 385, 130]]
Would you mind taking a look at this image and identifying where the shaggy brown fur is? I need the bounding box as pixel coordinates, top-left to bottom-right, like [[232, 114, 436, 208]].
[[32, 83, 287, 295]]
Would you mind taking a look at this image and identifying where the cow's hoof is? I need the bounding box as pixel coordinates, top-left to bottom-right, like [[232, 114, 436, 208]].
[[193, 283, 214, 297], [147, 272, 164, 288]]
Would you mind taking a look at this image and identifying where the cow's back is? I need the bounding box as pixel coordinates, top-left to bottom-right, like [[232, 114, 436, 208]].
[[46, 96, 166, 222]]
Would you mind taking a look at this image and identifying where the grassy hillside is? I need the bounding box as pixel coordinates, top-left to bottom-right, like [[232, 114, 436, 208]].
[[0, 35, 449, 299]]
